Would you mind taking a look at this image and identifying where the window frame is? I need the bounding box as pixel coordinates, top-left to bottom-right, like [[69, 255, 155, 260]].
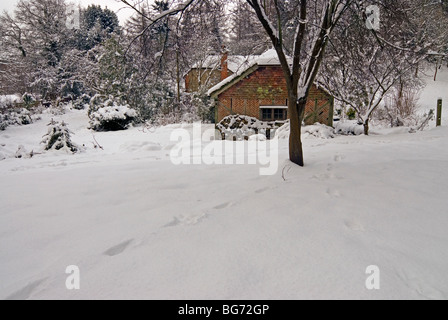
[[260, 106, 288, 121]]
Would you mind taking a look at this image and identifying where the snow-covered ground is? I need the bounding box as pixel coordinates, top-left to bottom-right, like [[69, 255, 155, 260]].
[[1, 69, 448, 300]]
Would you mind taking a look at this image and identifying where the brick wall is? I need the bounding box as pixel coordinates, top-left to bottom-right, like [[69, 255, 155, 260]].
[[216, 65, 333, 126]]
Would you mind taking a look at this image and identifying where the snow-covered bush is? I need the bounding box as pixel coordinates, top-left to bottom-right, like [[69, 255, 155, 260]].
[[41, 120, 80, 153], [0, 95, 21, 109], [217, 115, 285, 140], [22, 92, 36, 109], [380, 88, 422, 128], [334, 121, 365, 136], [89, 96, 137, 131], [15, 108, 33, 125], [73, 94, 91, 110], [0, 114, 8, 131], [275, 121, 335, 139], [275, 121, 291, 139], [0, 108, 34, 130], [303, 124, 335, 139], [15, 145, 32, 159]]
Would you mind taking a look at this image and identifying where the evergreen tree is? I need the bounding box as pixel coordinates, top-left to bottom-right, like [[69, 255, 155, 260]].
[[75, 5, 120, 51], [42, 119, 79, 153]]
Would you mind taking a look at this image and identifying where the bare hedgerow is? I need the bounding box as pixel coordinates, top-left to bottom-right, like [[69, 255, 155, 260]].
[[383, 86, 422, 127]]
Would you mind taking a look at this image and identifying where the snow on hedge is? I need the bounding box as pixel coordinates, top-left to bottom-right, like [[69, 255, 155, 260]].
[[219, 115, 338, 140], [334, 121, 365, 136], [275, 120, 335, 139], [217, 115, 286, 140], [0, 95, 21, 108], [0, 108, 34, 131], [89, 105, 138, 132]]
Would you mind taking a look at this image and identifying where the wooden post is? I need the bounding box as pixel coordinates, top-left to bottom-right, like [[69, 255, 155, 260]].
[[328, 97, 335, 127], [437, 99, 442, 127]]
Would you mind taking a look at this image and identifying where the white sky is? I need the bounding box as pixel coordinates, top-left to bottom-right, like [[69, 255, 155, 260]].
[[0, 0, 140, 24]]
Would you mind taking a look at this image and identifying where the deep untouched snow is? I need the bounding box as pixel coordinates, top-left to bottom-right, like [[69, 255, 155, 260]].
[[1, 70, 448, 300]]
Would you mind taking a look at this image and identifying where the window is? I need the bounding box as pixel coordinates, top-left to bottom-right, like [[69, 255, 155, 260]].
[[274, 109, 286, 120], [260, 107, 288, 121], [262, 109, 272, 121]]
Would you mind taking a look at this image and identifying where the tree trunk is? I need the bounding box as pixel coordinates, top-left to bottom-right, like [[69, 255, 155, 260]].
[[176, 47, 181, 103], [364, 119, 370, 135], [288, 94, 305, 167]]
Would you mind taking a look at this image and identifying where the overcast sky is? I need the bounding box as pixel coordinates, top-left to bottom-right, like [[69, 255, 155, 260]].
[[0, 0, 137, 24]]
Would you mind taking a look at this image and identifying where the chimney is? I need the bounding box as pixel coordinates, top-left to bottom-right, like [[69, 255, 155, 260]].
[[221, 46, 229, 81]]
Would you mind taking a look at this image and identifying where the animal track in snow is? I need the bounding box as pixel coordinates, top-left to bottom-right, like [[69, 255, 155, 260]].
[[163, 202, 233, 229], [344, 219, 365, 232], [255, 187, 272, 194], [326, 188, 342, 198], [214, 202, 233, 210], [164, 213, 209, 227], [104, 239, 134, 257], [312, 172, 336, 181]]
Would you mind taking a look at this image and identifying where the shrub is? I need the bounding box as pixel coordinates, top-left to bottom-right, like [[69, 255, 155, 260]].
[[346, 107, 357, 120], [16, 109, 33, 125], [383, 87, 421, 127], [0, 108, 33, 130], [89, 96, 137, 131], [0, 95, 21, 109], [0, 114, 8, 131], [217, 114, 286, 140], [22, 93, 36, 109], [73, 94, 91, 110], [334, 121, 365, 135], [41, 119, 79, 153]]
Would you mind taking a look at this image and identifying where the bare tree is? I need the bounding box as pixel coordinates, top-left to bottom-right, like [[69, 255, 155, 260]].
[[228, 0, 270, 55], [121, 0, 352, 167], [245, 0, 352, 166], [320, 0, 448, 135]]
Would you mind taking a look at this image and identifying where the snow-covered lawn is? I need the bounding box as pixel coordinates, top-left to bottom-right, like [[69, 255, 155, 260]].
[[1, 70, 447, 300]]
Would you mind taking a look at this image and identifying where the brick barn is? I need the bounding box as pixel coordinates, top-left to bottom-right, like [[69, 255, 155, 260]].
[[206, 49, 334, 126]]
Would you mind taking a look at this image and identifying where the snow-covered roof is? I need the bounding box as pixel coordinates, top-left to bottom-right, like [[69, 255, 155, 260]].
[[255, 49, 283, 66], [207, 50, 333, 99], [207, 49, 286, 97], [191, 55, 258, 74]]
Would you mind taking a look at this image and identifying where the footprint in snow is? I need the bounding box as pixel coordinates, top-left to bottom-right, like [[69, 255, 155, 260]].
[[255, 186, 277, 194], [214, 202, 233, 210], [326, 188, 342, 198], [344, 219, 365, 232], [104, 239, 134, 257], [163, 213, 209, 228]]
